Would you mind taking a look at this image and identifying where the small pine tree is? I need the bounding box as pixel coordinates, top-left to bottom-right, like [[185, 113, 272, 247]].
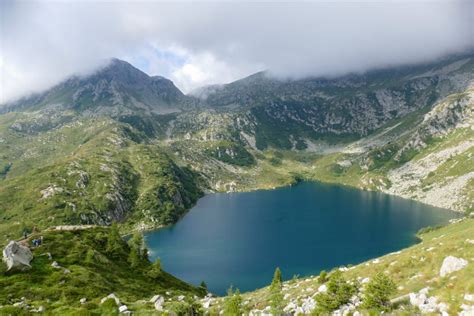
[[314, 271, 357, 313], [84, 249, 95, 265], [105, 224, 124, 257], [361, 273, 396, 311], [269, 267, 284, 316], [318, 270, 328, 283], [128, 247, 141, 268], [147, 258, 162, 279], [223, 286, 242, 316], [128, 231, 149, 268], [200, 281, 208, 291], [128, 231, 148, 259], [270, 267, 282, 291]]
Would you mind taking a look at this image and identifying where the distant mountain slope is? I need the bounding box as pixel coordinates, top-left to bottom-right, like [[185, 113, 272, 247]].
[[192, 55, 473, 148], [0, 115, 203, 243], [1, 59, 200, 126]]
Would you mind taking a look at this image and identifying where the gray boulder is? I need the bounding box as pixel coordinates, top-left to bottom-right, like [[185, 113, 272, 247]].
[[439, 256, 468, 277], [2, 241, 33, 271]]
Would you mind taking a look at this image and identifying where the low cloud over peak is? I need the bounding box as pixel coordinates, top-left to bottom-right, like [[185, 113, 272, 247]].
[[1, 0, 473, 103]]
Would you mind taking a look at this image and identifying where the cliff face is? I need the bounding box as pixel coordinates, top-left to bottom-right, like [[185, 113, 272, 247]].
[[383, 88, 474, 212]]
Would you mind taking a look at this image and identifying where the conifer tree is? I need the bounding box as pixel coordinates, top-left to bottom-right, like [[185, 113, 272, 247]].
[[362, 273, 396, 311], [105, 224, 124, 257], [223, 286, 242, 316], [270, 267, 282, 291], [269, 267, 284, 316], [314, 271, 357, 313], [128, 231, 148, 259], [128, 246, 141, 268], [147, 258, 162, 279]]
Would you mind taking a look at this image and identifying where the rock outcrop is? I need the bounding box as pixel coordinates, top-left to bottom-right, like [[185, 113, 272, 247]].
[[2, 241, 33, 271], [150, 295, 165, 311], [408, 288, 448, 314], [439, 256, 468, 277]]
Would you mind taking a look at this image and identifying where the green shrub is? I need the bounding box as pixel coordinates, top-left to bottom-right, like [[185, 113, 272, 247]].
[[314, 271, 357, 313], [362, 273, 396, 311], [100, 298, 118, 315], [318, 270, 328, 283]]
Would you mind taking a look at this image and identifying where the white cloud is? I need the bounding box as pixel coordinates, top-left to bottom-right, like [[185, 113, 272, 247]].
[[169, 50, 261, 93], [0, 0, 472, 103]]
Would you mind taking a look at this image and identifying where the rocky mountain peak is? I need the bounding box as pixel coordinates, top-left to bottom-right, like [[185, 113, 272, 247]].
[[1, 58, 193, 116], [87, 58, 151, 85]]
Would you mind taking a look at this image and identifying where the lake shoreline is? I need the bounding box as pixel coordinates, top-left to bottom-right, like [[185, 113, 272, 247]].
[[145, 181, 458, 295]]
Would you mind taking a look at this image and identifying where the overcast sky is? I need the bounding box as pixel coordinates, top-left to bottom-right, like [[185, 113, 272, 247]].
[[0, 0, 473, 103]]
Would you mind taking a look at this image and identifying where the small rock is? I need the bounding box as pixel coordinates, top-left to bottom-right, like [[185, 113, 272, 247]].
[[100, 293, 120, 305], [465, 294, 474, 302], [80, 298, 87, 304], [460, 304, 474, 316], [150, 295, 163, 304], [419, 287, 430, 295], [51, 261, 61, 269], [202, 299, 213, 309], [284, 301, 297, 313], [318, 284, 327, 293], [118, 305, 128, 313]]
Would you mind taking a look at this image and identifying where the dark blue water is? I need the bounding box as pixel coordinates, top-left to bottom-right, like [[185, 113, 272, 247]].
[[145, 181, 457, 295]]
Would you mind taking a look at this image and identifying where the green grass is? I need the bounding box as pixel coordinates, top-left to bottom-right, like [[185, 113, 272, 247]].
[[0, 227, 204, 314]]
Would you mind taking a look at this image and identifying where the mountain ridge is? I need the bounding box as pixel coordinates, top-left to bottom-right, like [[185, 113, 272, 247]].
[[0, 58, 197, 117]]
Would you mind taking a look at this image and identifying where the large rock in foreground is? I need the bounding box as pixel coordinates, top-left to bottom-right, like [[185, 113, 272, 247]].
[[2, 241, 33, 271], [439, 256, 468, 277]]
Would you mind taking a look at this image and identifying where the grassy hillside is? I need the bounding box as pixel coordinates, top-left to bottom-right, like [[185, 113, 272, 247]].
[[0, 114, 202, 245], [0, 227, 205, 315]]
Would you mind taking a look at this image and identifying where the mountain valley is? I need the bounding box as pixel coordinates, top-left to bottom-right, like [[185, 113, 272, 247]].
[[0, 53, 473, 315]]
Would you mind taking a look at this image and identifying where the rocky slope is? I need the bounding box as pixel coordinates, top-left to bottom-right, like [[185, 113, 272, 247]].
[[193, 54, 473, 149]]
